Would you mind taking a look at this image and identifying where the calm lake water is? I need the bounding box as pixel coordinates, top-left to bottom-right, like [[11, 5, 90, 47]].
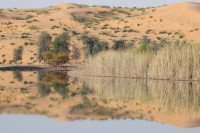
[[0, 70, 200, 133]]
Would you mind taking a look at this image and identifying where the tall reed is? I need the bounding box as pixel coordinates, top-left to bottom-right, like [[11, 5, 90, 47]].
[[81, 44, 200, 81]]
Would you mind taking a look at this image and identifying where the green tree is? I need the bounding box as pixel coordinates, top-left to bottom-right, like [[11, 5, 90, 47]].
[[51, 32, 70, 54], [37, 31, 52, 64], [41, 32, 70, 66]]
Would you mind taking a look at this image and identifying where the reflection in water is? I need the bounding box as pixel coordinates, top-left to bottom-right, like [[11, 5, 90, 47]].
[[83, 77, 200, 113], [0, 71, 200, 128], [37, 71, 69, 98], [13, 71, 23, 82]]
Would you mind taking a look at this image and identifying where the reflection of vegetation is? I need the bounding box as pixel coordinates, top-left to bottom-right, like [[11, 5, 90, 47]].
[[52, 82, 69, 98], [13, 71, 23, 82], [37, 82, 51, 97], [70, 97, 118, 116], [83, 77, 200, 114], [37, 71, 51, 97], [37, 71, 70, 98], [79, 82, 93, 96]]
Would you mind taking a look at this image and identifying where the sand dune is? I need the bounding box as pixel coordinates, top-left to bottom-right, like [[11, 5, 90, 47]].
[[0, 2, 200, 65]]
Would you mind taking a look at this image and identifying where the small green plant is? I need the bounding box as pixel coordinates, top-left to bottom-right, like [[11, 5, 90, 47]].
[[51, 25, 59, 29], [26, 15, 34, 19], [99, 31, 110, 36], [12, 16, 25, 20], [28, 25, 39, 30], [37, 10, 49, 15], [74, 16, 88, 23]]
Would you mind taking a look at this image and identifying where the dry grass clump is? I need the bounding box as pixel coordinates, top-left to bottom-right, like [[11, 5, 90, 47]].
[[82, 42, 200, 81]]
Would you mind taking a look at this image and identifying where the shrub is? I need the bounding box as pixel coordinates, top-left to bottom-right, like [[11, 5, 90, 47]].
[[12, 16, 25, 20], [26, 20, 32, 23], [28, 25, 39, 30], [42, 52, 69, 66], [112, 9, 130, 15], [74, 16, 88, 23], [112, 40, 126, 50], [51, 25, 59, 29], [49, 18, 54, 21], [80, 34, 108, 57], [26, 15, 34, 19], [13, 46, 23, 62], [37, 10, 49, 15]]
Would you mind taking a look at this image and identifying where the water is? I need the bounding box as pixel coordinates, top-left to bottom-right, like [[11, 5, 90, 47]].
[[0, 115, 200, 133], [0, 70, 200, 133]]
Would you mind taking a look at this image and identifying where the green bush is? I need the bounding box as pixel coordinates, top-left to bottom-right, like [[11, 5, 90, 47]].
[[12, 16, 25, 20], [28, 25, 39, 30], [80, 34, 108, 57], [26, 15, 34, 19], [112, 40, 126, 50], [37, 10, 49, 15], [74, 16, 88, 23]]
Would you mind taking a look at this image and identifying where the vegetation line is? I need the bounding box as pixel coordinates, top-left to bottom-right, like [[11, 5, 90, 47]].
[[80, 40, 200, 81]]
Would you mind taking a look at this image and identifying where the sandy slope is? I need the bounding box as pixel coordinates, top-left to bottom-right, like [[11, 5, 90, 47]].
[[0, 2, 200, 65]]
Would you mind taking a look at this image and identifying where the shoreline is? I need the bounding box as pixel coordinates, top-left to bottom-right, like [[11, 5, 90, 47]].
[[0, 65, 199, 82], [0, 65, 79, 71]]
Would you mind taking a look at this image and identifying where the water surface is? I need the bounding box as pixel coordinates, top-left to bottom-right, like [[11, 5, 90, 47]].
[[0, 71, 200, 132]]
